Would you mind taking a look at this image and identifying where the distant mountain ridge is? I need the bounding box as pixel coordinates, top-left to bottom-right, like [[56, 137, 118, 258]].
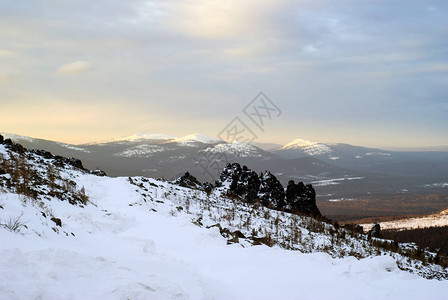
[[1, 132, 447, 201], [276, 138, 448, 179], [85, 133, 218, 145]]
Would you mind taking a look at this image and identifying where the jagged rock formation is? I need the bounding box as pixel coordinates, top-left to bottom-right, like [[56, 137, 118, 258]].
[[218, 163, 260, 203], [258, 171, 286, 208], [286, 180, 320, 216], [217, 163, 321, 217]]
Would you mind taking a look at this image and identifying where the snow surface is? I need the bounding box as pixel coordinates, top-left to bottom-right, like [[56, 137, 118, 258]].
[[311, 177, 364, 187], [281, 138, 332, 156], [201, 141, 264, 158], [1, 173, 447, 299], [424, 183, 448, 188], [57, 142, 91, 153], [365, 152, 392, 157], [87, 133, 221, 146], [361, 209, 448, 231], [114, 144, 167, 158], [1, 143, 448, 299], [89, 133, 177, 144], [169, 133, 221, 145]]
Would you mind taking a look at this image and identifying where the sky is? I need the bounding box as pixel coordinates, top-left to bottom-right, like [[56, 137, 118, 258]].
[[0, 0, 447, 148]]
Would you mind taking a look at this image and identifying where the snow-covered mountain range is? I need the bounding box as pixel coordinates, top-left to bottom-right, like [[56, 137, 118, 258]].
[[1, 132, 447, 202], [1, 137, 448, 299]]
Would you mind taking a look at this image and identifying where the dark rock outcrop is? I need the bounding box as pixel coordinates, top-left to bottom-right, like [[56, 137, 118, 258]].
[[285, 180, 321, 217], [368, 223, 382, 239], [217, 163, 321, 217], [53, 156, 85, 170], [207, 223, 247, 244], [202, 182, 213, 195], [30, 149, 84, 170], [51, 217, 62, 227], [0, 134, 3, 144], [3, 139, 26, 154], [174, 171, 202, 189], [90, 169, 107, 177], [219, 163, 260, 203], [31, 149, 54, 159], [177, 163, 322, 218], [258, 171, 285, 208]]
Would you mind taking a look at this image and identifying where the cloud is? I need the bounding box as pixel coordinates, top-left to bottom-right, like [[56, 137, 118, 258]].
[[56, 61, 91, 75], [0, 0, 447, 146], [0, 50, 15, 56]]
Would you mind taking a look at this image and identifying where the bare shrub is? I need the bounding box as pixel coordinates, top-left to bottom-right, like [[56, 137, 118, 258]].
[[1, 213, 26, 232]]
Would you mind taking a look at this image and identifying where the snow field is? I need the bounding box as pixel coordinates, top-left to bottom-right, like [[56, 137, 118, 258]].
[[1, 170, 448, 299]]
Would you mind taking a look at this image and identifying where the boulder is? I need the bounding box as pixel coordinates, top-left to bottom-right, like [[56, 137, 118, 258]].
[[173, 171, 202, 189], [51, 217, 62, 227], [368, 223, 382, 239]]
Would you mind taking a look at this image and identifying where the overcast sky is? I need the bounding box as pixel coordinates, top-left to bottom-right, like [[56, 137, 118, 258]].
[[0, 0, 447, 147]]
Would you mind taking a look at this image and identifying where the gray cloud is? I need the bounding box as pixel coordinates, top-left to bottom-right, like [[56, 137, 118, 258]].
[[0, 0, 447, 146]]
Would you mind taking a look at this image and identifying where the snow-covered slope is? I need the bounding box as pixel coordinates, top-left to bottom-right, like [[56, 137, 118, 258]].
[[281, 138, 333, 155], [201, 141, 266, 158], [114, 144, 168, 158], [3, 177, 447, 299], [361, 209, 448, 231], [1, 141, 448, 300]]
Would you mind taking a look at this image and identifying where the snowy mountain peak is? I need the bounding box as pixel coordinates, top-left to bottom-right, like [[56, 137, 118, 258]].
[[202, 141, 264, 158], [170, 133, 221, 144], [282, 138, 319, 149], [91, 133, 177, 144], [281, 138, 332, 156], [0, 132, 35, 143]]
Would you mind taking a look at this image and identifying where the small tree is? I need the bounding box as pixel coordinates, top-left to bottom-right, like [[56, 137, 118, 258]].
[[47, 165, 56, 191], [78, 186, 89, 205]]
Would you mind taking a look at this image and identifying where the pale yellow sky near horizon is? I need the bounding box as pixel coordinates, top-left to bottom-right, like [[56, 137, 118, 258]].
[[1, 1, 447, 148]]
